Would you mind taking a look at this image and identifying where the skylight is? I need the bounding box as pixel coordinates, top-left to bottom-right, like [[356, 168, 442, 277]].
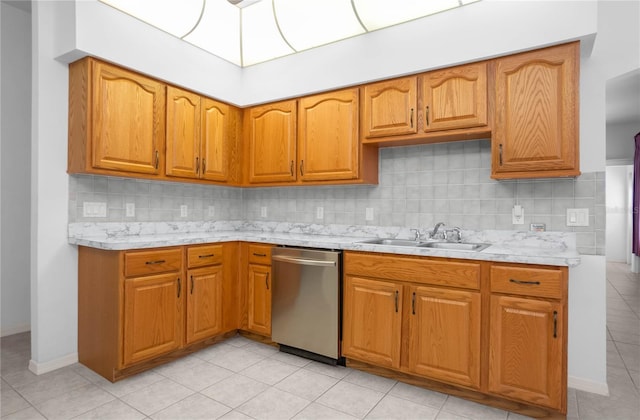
[[99, 0, 480, 67]]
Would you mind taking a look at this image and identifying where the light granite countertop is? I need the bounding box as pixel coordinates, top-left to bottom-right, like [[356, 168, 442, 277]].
[[68, 221, 581, 267]]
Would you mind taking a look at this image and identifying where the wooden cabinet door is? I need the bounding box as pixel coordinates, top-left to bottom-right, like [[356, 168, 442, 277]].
[[247, 101, 297, 183], [247, 263, 271, 335], [489, 295, 564, 410], [201, 98, 229, 181], [186, 265, 223, 344], [407, 286, 481, 389], [298, 88, 359, 181], [166, 86, 201, 179], [492, 42, 579, 178], [91, 61, 165, 174], [343, 276, 402, 369], [422, 62, 488, 132], [362, 77, 417, 138], [122, 272, 182, 366]]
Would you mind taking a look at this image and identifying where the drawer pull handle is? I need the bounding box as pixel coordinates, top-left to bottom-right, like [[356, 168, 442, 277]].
[[265, 273, 270, 290], [395, 291, 399, 313], [145, 260, 166, 265], [177, 277, 181, 298], [253, 252, 267, 257], [509, 279, 541, 285], [553, 311, 558, 338], [190, 275, 194, 295], [412, 292, 416, 315], [198, 254, 214, 258]]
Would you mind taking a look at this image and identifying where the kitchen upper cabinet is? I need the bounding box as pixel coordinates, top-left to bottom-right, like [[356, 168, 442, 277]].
[[362, 76, 418, 138], [69, 57, 165, 177], [166, 87, 233, 182], [246, 100, 297, 184], [488, 263, 567, 412], [422, 62, 488, 132], [407, 285, 481, 389], [343, 275, 403, 369], [298, 88, 359, 182], [492, 42, 579, 179]]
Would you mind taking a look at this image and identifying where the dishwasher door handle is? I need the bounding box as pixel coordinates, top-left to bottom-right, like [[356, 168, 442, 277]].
[[272, 255, 337, 267]]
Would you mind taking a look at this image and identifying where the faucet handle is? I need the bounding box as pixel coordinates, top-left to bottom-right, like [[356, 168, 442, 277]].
[[445, 227, 462, 242], [410, 228, 421, 241]]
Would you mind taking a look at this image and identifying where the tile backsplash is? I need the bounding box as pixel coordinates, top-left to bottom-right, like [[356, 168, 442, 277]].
[[69, 140, 605, 255]]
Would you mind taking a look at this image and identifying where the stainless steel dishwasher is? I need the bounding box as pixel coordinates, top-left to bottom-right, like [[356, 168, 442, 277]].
[[271, 247, 342, 364]]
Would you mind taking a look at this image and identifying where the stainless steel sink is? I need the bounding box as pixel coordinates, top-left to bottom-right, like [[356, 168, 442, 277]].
[[358, 238, 423, 247], [418, 242, 490, 251], [358, 238, 490, 251]]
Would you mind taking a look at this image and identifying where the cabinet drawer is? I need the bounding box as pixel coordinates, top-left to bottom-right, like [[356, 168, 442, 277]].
[[248, 244, 272, 265], [187, 244, 223, 268], [344, 252, 480, 290], [124, 248, 182, 277], [490, 265, 566, 299]]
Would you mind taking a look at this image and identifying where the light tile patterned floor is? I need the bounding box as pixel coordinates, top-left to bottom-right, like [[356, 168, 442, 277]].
[[1, 262, 638, 419]]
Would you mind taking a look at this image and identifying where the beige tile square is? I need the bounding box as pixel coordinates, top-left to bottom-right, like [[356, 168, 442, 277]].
[[365, 394, 439, 419], [120, 378, 194, 416], [237, 387, 309, 420], [275, 368, 339, 401], [13, 368, 91, 405], [269, 351, 312, 368], [151, 393, 231, 419], [73, 399, 146, 420], [240, 358, 299, 386], [388, 382, 448, 409], [95, 370, 165, 398], [303, 361, 351, 379], [201, 373, 269, 408], [206, 347, 266, 373], [157, 359, 234, 391], [343, 369, 397, 393], [293, 402, 358, 420], [1, 384, 31, 417], [316, 381, 384, 418], [1, 406, 46, 420], [34, 383, 115, 419]]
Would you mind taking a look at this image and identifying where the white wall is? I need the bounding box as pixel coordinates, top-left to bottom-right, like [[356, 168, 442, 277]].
[[607, 121, 639, 163], [1, 1, 32, 337], [606, 166, 633, 262], [29, 0, 640, 393]]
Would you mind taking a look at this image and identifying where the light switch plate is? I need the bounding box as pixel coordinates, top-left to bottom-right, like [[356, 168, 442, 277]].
[[567, 208, 589, 226], [512, 204, 524, 225]]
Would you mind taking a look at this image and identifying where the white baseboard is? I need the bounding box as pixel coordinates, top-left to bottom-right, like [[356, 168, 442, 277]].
[[0, 324, 31, 337], [29, 353, 78, 375], [568, 375, 610, 396]]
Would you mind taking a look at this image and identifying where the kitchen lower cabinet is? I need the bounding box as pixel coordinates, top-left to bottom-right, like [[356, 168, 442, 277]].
[[242, 243, 273, 336], [342, 276, 403, 369], [407, 285, 481, 389], [123, 272, 183, 366], [78, 243, 237, 382]]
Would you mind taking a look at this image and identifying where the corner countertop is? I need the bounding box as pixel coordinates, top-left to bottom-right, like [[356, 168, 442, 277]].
[[68, 221, 581, 267]]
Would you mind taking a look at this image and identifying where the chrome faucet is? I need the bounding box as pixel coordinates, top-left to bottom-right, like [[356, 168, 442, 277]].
[[429, 222, 445, 239], [410, 228, 421, 241], [446, 227, 462, 242]]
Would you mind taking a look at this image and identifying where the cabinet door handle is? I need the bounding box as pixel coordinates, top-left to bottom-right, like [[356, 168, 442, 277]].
[[290, 160, 294, 176], [395, 290, 399, 313], [252, 252, 267, 257], [425, 106, 430, 126], [145, 260, 166, 265], [499, 144, 503, 166], [412, 292, 416, 315], [198, 254, 214, 259], [265, 273, 270, 290], [190, 275, 194, 295], [195, 157, 200, 174], [177, 277, 181, 298], [155, 150, 159, 170], [410, 108, 414, 128], [553, 311, 558, 338], [509, 279, 541, 285], [300, 160, 304, 176], [202, 158, 206, 174]]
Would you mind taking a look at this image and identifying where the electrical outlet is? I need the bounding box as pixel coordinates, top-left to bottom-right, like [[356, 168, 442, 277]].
[[512, 204, 524, 225], [316, 207, 324, 220], [82, 202, 107, 218], [208, 206, 215, 217], [180, 205, 188, 217], [260, 206, 267, 218], [365, 207, 374, 221], [125, 202, 135, 217]]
